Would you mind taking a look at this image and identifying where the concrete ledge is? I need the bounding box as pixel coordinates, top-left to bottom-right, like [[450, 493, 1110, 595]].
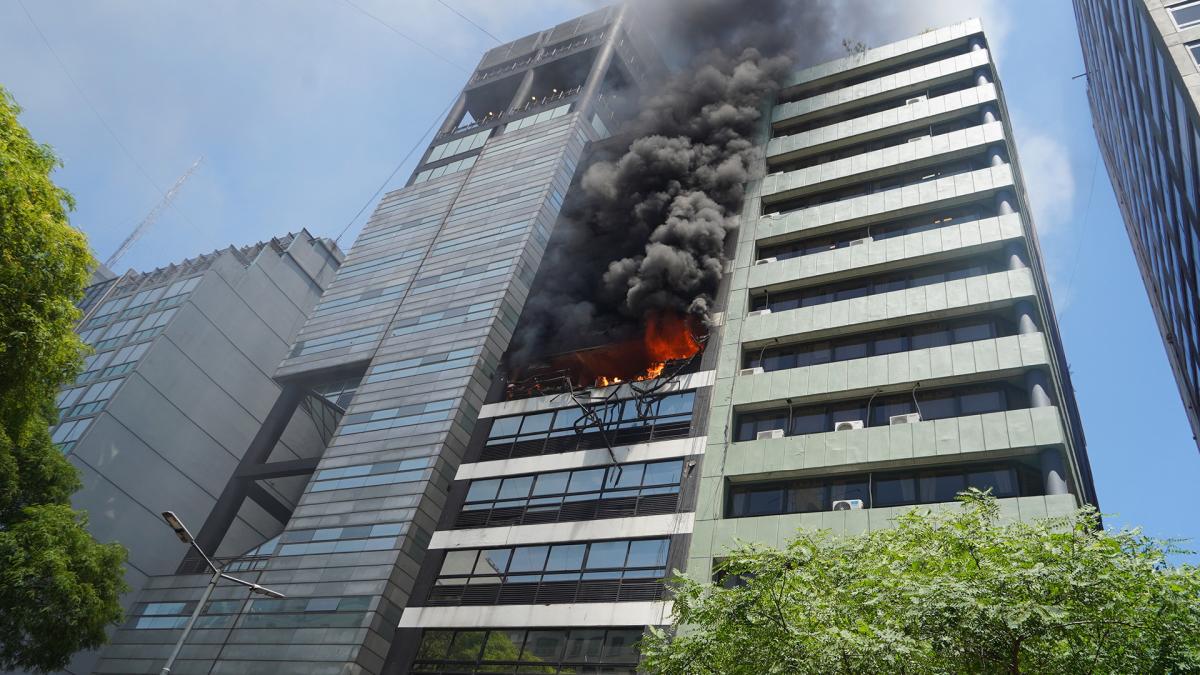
[[738, 268, 1036, 347], [399, 601, 674, 628], [761, 122, 1004, 204], [758, 164, 1014, 239], [729, 333, 1049, 409], [745, 212, 1023, 293], [767, 83, 998, 165], [774, 49, 991, 127], [429, 513, 695, 549]]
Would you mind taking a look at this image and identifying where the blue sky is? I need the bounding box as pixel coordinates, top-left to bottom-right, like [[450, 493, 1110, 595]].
[[2, 0, 1197, 556]]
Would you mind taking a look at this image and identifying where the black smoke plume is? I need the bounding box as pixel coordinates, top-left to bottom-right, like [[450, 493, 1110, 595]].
[[510, 0, 840, 365]]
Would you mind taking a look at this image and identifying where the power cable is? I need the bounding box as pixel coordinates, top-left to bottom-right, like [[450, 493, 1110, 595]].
[[435, 0, 503, 44], [333, 92, 459, 244], [16, 0, 204, 235], [341, 0, 469, 72]]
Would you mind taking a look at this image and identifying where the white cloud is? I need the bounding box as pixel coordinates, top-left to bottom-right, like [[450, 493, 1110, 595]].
[[1014, 131, 1077, 233]]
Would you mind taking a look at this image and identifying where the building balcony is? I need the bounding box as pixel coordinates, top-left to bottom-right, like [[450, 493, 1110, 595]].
[[780, 19, 984, 98], [728, 332, 1050, 409], [772, 48, 991, 129], [685, 492, 1078, 583], [744, 212, 1023, 294], [754, 163, 1015, 244], [767, 83, 998, 166], [736, 268, 1037, 347], [760, 121, 1004, 206]]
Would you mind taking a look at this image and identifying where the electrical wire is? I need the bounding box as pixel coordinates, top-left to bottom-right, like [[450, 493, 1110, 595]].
[[341, 0, 470, 72], [435, 0, 503, 44], [16, 0, 204, 237], [333, 92, 458, 244]]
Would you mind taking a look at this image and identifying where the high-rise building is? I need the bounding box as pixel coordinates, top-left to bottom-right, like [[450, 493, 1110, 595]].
[[94, 12, 1096, 675], [48, 231, 342, 675], [1074, 0, 1200, 449]]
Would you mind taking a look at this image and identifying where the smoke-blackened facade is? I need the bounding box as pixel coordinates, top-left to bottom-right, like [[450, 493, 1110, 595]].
[[94, 8, 1096, 675]]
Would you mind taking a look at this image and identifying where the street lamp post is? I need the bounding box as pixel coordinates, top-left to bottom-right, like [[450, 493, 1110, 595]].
[[158, 511, 284, 675]]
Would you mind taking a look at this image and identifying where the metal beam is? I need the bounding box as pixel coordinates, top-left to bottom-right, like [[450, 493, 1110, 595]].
[[245, 482, 293, 525], [235, 457, 319, 481]]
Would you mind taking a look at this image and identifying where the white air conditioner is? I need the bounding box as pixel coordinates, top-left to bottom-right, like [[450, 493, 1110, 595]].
[[832, 499, 865, 511], [756, 428, 785, 440], [905, 95, 927, 105], [738, 367, 764, 376], [834, 419, 865, 432], [765, 212, 782, 219], [754, 256, 777, 265], [848, 237, 871, 246], [889, 413, 922, 425], [747, 308, 773, 318]]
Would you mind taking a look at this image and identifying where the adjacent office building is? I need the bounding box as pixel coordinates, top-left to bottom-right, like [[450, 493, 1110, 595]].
[[51, 231, 341, 674], [94, 12, 1096, 675], [1074, 0, 1200, 449]]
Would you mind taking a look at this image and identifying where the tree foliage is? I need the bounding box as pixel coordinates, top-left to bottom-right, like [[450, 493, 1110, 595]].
[[643, 491, 1200, 674], [0, 86, 126, 673]]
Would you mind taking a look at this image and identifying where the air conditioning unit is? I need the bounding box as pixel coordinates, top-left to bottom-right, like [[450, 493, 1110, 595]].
[[834, 420, 865, 432], [765, 212, 782, 219], [747, 308, 773, 318], [832, 499, 865, 511], [738, 367, 764, 376], [848, 237, 871, 246], [756, 428, 785, 440], [754, 256, 778, 265], [905, 95, 927, 105], [889, 413, 922, 425]]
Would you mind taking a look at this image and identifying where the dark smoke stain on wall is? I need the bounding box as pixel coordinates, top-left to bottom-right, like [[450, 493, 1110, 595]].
[[511, 0, 841, 366]]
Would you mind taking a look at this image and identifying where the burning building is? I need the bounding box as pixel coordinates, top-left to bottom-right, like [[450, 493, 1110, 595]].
[[94, 5, 1096, 675]]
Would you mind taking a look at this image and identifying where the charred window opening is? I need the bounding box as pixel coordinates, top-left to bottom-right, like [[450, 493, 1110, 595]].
[[481, 390, 695, 462]]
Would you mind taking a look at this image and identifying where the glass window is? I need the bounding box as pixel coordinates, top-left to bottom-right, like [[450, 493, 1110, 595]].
[[1187, 40, 1200, 67], [568, 468, 604, 493], [545, 544, 586, 571], [874, 476, 917, 507], [626, 539, 669, 568], [643, 461, 682, 486], [465, 479, 500, 502], [1176, 3, 1200, 31], [507, 546, 548, 573], [532, 471, 570, 495], [497, 476, 533, 500], [960, 388, 1005, 415], [585, 541, 629, 569], [920, 472, 968, 503]]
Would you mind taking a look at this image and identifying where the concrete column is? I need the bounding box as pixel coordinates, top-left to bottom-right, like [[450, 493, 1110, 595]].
[[437, 92, 469, 136], [981, 103, 999, 125], [987, 144, 1007, 167], [1005, 241, 1028, 271], [1039, 448, 1070, 496], [576, 5, 627, 120], [975, 67, 992, 87], [1014, 299, 1040, 334], [1026, 369, 1053, 409], [509, 68, 537, 113], [995, 189, 1016, 216]]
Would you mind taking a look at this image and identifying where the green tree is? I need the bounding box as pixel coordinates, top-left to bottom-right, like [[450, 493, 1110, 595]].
[[643, 491, 1200, 674], [0, 86, 126, 673]]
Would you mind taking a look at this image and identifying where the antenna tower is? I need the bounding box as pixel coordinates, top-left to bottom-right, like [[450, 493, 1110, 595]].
[[104, 156, 203, 269]]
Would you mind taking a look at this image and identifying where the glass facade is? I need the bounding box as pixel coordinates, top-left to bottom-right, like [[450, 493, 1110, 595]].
[[1075, 0, 1200, 447]]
